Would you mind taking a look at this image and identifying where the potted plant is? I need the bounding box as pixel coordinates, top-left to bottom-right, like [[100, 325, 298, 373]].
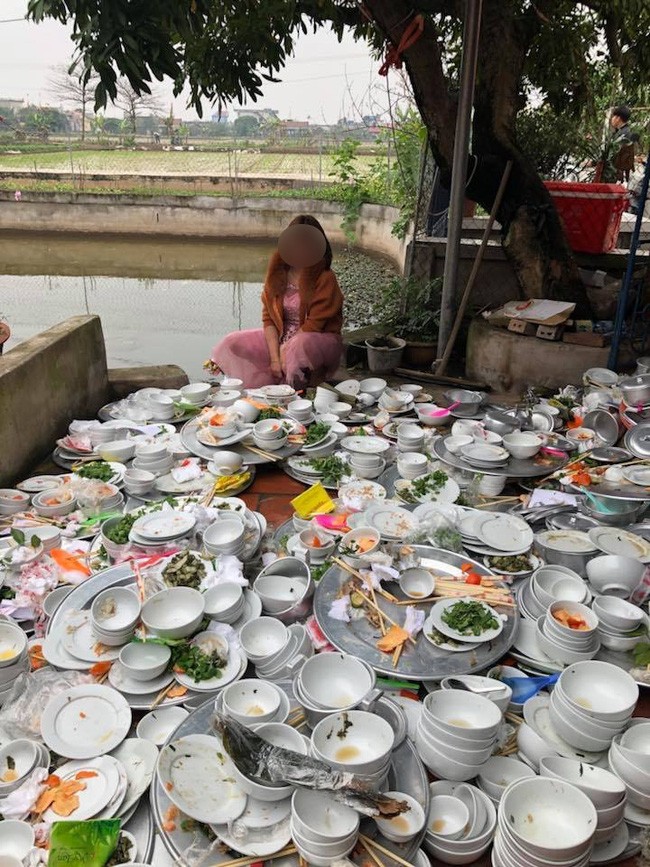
[[386, 276, 441, 368]]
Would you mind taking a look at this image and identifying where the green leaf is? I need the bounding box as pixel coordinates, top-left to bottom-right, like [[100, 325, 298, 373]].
[[30, 535, 41, 549], [10, 528, 25, 546]]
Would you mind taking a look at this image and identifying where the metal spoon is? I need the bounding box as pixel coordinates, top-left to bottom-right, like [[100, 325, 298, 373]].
[[446, 678, 505, 694]]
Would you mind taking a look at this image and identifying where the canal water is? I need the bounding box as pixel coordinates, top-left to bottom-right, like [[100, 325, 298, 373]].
[[0, 232, 286, 380]]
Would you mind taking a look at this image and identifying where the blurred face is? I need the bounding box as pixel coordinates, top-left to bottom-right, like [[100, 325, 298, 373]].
[[610, 113, 625, 130], [278, 223, 326, 269]]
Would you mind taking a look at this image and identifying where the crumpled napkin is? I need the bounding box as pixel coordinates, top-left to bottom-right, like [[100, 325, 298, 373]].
[[206, 620, 241, 654], [171, 458, 202, 483], [329, 596, 351, 622], [201, 555, 246, 589], [404, 606, 426, 637], [0, 767, 47, 820]]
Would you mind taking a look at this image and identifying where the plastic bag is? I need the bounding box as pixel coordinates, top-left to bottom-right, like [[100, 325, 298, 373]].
[[49, 820, 120, 867], [0, 667, 93, 741]]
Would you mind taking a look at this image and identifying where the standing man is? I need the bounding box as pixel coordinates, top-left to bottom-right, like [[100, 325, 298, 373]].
[[599, 105, 635, 183]]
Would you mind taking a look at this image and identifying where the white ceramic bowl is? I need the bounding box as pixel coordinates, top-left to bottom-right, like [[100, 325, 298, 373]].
[[209, 451, 244, 475], [585, 555, 646, 598], [232, 398, 259, 424], [415, 728, 489, 781], [399, 567, 436, 600], [297, 529, 336, 559], [416, 404, 450, 428], [203, 519, 246, 555], [426, 794, 469, 841], [298, 653, 374, 710], [239, 617, 289, 663], [181, 382, 211, 404], [291, 788, 360, 842], [359, 377, 387, 398], [134, 442, 168, 461], [141, 587, 205, 639], [0, 490, 29, 515], [255, 575, 309, 615], [499, 776, 597, 861], [531, 565, 587, 608], [609, 739, 650, 792], [0, 821, 35, 859], [445, 435, 473, 455], [338, 527, 380, 565], [548, 700, 616, 753], [397, 453, 428, 478], [203, 583, 244, 623], [136, 706, 189, 746], [42, 585, 73, 617], [32, 488, 76, 517], [478, 755, 536, 801], [538, 755, 626, 808], [558, 661, 639, 722], [441, 676, 512, 713], [375, 791, 426, 842], [212, 389, 241, 408], [91, 587, 141, 633], [222, 678, 282, 724], [0, 740, 37, 790], [592, 596, 644, 632], [254, 432, 288, 451], [311, 711, 394, 774], [502, 431, 544, 459], [423, 689, 503, 739], [516, 722, 559, 771], [287, 399, 312, 419], [253, 721, 308, 754], [98, 439, 136, 462], [118, 642, 171, 681], [416, 724, 495, 765], [207, 420, 237, 440], [545, 600, 599, 639], [620, 721, 650, 757], [0, 623, 28, 669], [254, 419, 286, 440], [536, 620, 599, 666]]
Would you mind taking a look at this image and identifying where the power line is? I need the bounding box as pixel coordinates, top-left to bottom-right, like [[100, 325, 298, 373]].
[[0, 18, 26, 24]]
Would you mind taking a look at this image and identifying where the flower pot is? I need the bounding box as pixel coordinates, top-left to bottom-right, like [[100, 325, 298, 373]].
[[403, 339, 437, 369], [365, 336, 406, 373]]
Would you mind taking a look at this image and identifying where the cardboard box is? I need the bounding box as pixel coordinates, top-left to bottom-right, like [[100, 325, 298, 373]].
[[508, 319, 537, 336], [536, 324, 565, 341]]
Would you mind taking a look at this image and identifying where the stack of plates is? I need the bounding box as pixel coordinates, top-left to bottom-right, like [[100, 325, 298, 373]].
[[461, 512, 533, 558], [40, 684, 132, 759], [460, 443, 510, 468], [173, 632, 248, 693], [0, 738, 49, 795], [129, 510, 196, 547], [350, 503, 418, 541]]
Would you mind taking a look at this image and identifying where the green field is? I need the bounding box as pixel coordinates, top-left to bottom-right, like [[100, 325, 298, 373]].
[[0, 148, 379, 177]]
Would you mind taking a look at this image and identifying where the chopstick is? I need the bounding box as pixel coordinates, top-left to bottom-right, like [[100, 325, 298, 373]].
[[217, 845, 297, 867], [332, 557, 399, 603], [354, 589, 416, 644], [359, 834, 415, 867], [243, 444, 281, 462], [151, 681, 176, 709], [359, 836, 388, 867]]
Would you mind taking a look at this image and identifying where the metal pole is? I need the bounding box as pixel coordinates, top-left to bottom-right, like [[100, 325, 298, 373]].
[[607, 150, 650, 370], [435, 0, 483, 367]]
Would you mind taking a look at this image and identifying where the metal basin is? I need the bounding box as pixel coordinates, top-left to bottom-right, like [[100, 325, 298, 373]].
[[620, 374, 650, 407], [444, 388, 485, 417]]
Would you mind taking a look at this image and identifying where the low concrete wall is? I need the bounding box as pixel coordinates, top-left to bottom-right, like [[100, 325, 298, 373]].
[[0, 192, 406, 268], [0, 315, 109, 486]]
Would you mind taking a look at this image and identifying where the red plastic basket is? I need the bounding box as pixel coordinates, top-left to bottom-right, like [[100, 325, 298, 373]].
[[544, 181, 629, 254]]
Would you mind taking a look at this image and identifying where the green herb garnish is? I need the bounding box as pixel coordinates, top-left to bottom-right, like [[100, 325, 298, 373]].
[[304, 422, 331, 446], [441, 600, 499, 636], [310, 560, 332, 582], [172, 642, 226, 682], [162, 552, 206, 589], [309, 456, 348, 486], [104, 513, 138, 545], [258, 406, 283, 420], [75, 460, 114, 482], [399, 470, 448, 504]]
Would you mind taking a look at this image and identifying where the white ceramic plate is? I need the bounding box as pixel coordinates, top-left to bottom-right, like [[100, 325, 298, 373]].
[[110, 737, 158, 817], [461, 443, 510, 464], [422, 612, 476, 653], [175, 639, 246, 693], [341, 436, 391, 455], [522, 695, 605, 763], [157, 733, 248, 823], [94, 757, 129, 819], [338, 479, 387, 506], [154, 472, 212, 495], [475, 513, 533, 554], [42, 756, 120, 821], [131, 511, 196, 541], [16, 475, 62, 493], [286, 457, 323, 476], [108, 662, 175, 696], [536, 529, 597, 553], [61, 615, 123, 663], [210, 817, 291, 859], [429, 597, 504, 644], [202, 427, 254, 449], [394, 475, 460, 506], [588, 526, 650, 561], [365, 504, 418, 539], [41, 684, 131, 759], [41, 632, 93, 670]]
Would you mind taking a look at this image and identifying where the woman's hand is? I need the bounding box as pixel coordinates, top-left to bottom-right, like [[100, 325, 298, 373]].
[[270, 357, 284, 381]]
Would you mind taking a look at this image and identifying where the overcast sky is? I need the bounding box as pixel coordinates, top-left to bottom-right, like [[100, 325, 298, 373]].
[[0, 1, 389, 123]]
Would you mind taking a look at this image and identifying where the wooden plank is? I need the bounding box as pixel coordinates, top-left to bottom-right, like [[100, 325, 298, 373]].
[[394, 367, 490, 390]]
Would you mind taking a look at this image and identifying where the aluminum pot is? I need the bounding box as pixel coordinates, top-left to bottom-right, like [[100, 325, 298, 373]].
[[583, 409, 622, 446], [444, 389, 485, 418], [620, 374, 650, 407], [636, 357, 650, 375], [581, 500, 645, 528], [533, 533, 598, 577], [483, 408, 518, 436]]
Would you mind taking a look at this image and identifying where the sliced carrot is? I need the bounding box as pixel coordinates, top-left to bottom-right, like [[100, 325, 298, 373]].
[[377, 625, 410, 653], [166, 684, 188, 699], [89, 661, 112, 678], [75, 770, 98, 780], [45, 774, 61, 787]]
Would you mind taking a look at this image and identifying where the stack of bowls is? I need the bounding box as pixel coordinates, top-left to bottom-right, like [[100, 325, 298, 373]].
[[258, 623, 312, 681], [253, 558, 314, 624], [32, 488, 77, 517], [118, 642, 171, 682], [0, 489, 30, 516], [253, 419, 289, 451], [549, 661, 638, 752], [26, 525, 61, 552], [539, 756, 627, 845], [296, 653, 378, 714], [424, 781, 497, 865], [221, 678, 284, 725], [494, 777, 597, 867], [180, 382, 211, 405], [609, 722, 650, 814], [0, 623, 29, 706], [212, 389, 241, 408], [521, 565, 590, 620], [123, 468, 156, 497], [290, 789, 360, 865], [204, 583, 245, 624], [348, 452, 385, 479], [0, 740, 49, 795], [132, 442, 173, 476], [287, 398, 313, 421], [477, 756, 536, 805], [203, 515, 246, 557], [534, 600, 600, 665], [415, 690, 502, 781], [440, 676, 512, 713], [97, 439, 136, 462], [416, 404, 450, 428], [592, 595, 646, 651], [397, 452, 429, 479], [502, 432, 544, 459], [141, 587, 205, 639], [90, 587, 141, 646], [397, 423, 425, 452], [147, 394, 176, 420], [240, 618, 311, 681], [311, 710, 394, 787], [585, 555, 646, 599], [375, 791, 425, 843]]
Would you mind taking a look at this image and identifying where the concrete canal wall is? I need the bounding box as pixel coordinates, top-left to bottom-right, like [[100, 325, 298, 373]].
[[0, 193, 407, 268]]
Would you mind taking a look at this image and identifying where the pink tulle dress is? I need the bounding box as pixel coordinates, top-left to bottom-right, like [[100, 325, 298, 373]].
[[211, 278, 342, 389]]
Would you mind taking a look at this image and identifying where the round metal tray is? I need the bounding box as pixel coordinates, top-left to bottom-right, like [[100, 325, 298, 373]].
[[313, 546, 518, 681], [151, 692, 429, 866], [433, 437, 569, 479], [566, 478, 650, 503], [182, 419, 303, 466], [124, 794, 156, 863]]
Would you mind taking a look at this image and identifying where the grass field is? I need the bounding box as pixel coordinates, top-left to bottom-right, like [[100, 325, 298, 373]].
[[0, 148, 379, 177]]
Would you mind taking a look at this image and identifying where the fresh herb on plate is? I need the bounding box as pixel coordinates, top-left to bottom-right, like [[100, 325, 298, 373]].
[[633, 641, 650, 667], [104, 513, 138, 545], [162, 552, 206, 589], [172, 642, 226, 682], [488, 554, 533, 573], [310, 560, 332, 582], [309, 456, 348, 486], [75, 460, 114, 482], [304, 422, 331, 446], [400, 470, 448, 504], [441, 600, 499, 636], [258, 406, 283, 420]]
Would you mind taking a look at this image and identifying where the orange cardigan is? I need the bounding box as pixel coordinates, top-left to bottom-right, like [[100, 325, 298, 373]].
[[261, 252, 343, 338]]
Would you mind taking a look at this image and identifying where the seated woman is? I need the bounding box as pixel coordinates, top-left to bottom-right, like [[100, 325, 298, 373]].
[[210, 215, 343, 390]]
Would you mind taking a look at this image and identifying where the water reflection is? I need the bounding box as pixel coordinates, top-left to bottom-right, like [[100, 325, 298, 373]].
[[0, 232, 279, 379]]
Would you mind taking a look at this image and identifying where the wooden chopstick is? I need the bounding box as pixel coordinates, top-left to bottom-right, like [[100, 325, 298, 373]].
[[217, 845, 297, 867], [151, 681, 176, 709], [359, 834, 416, 867], [243, 444, 280, 462], [359, 837, 388, 867], [354, 588, 417, 645]]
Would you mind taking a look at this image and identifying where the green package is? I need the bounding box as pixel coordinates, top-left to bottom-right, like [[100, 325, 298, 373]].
[[49, 820, 121, 867]]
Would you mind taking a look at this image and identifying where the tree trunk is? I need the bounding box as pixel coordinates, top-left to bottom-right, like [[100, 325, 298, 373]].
[[364, 0, 588, 311]]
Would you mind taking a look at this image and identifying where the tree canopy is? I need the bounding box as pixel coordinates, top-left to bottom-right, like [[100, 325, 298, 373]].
[[27, 0, 650, 303]]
